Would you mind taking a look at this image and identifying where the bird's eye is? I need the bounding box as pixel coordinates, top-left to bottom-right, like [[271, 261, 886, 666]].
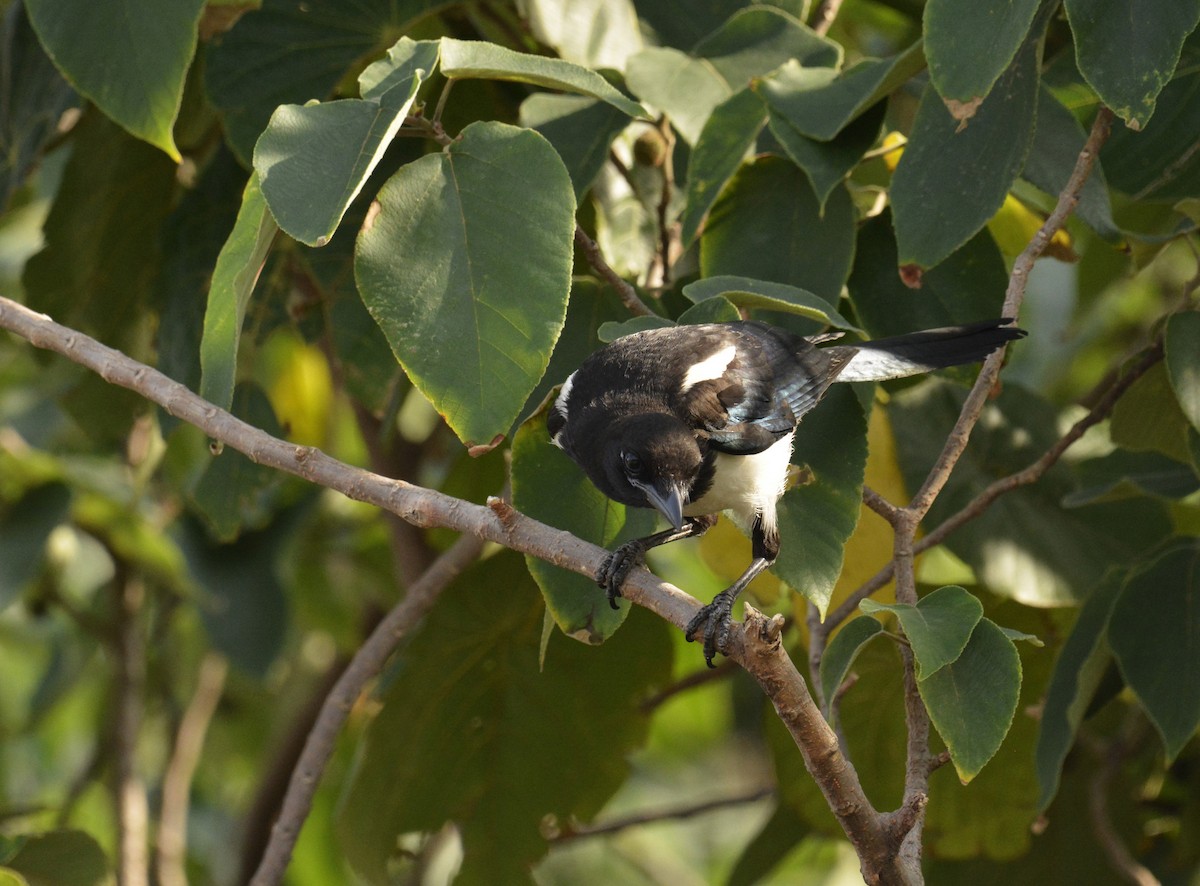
[[622, 451, 643, 475]]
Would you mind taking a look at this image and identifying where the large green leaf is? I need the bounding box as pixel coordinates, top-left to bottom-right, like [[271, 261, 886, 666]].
[[847, 213, 1009, 338], [1110, 359, 1195, 464], [510, 406, 657, 642], [1065, 0, 1200, 130], [25, 0, 203, 160], [1, 830, 109, 886], [1165, 311, 1200, 433], [773, 385, 868, 616], [861, 585, 984, 680], [679, 88, 768, 244], [522, 0, 643, 70], [439, 37, 647, 119], [682, 276, 860, 331], [626, 7, 836, 145], [205, 0, 450, 162], [768, 98, 886, 211], [1035, 571, 1123, 813], [699, 156, 856, 302], [0, 5, 78, 209], [355, 121, 576, 451], [632, 0, 806, 52], [199, 172, 277, 413], [891, 23, 1042, 271], [336, 552, 672, 883], [0, 483, 71, 610], [1108, 542, 1200, 760], [520, 94, 632, 199], [924, 0, 1041, 117], [22, 111, 177, 354], [919, 617, 1021, 782], [754, 42, 926, 141], [253, 38, 439, 247]]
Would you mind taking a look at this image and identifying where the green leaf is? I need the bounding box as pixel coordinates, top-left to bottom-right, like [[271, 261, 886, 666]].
[[682, 275, 861, 331], [848, 212, 1009, 338], [861, 585, 985, 680], [1108, 542, 1200, 760], [1035, 570, 1123, 812], [627, 7, 837, 146], [818, 615, 884, 715], [919, 617, 1021, 782], [439, 37, 647, 119], [1023, 87, 1122, 241], [597, 315, 674, 343], [773, 385, 868, 616], [1165, 311, 1200, 433], [924, 0, 1041, 116], [625, 46, 732, 144], [520, 94, 632, 199], [205, 0, 449, 162], [1065, 0, 1200, 130], [768, 98, 886, 211], [522, 0, 643, 70], [22, 112, 176, 353], [1110, 359, 1195, 464], [179, 511, 291, 678], [337, 552, 672, 883], [3, 830, 109, 886], [891, 26, 1042, 271], [754, 42, 927, 141], [1101, 68, 1200, 202], [679, 88, 768, 244], [0, 483, 71, 610], [25, 0, 203, 160], [510, 406, 657, 642], [253, 39, 438, 247], [677, 294, 741, 325], [700, 156, 856, 302], [198, 172, 277, 414], [355, 121, 576, 451], [0, 6, 78, 208], [633, 0, 807, 52], [726, 802, 811, 886], [1063, 449, 1200, 507], [0, 869, 29, 886]]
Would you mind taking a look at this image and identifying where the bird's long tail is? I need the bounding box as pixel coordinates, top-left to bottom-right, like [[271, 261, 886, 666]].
[[832, 318, 1026, 382]]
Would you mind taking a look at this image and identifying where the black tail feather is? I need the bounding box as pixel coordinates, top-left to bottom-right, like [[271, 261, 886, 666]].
[[831, 318, 1025, 382]]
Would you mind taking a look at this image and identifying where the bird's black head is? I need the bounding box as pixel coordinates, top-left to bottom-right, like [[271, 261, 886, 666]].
[[595, 413, 703, 530]]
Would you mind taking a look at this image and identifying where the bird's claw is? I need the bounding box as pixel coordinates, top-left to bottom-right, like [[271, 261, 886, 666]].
[[685, 591, 736, 668], [596, 540, 647, 610]]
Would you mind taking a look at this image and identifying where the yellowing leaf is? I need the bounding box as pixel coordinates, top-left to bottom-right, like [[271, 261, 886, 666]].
[[986, 194, 1075, 261]]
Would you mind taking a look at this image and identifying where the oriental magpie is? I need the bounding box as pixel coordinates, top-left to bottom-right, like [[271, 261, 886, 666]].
[[547, 318, 1025, 666]]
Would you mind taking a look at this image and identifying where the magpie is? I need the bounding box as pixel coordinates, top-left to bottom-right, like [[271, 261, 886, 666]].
[[547, 318, 1025, 666]]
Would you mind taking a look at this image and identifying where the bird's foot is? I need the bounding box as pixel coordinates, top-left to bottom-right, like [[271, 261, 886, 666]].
[[685, 590, 737, 668], [596, 539, 648, 610]]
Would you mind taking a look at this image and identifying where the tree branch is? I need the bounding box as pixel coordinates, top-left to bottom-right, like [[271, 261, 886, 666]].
[[550, 786, 774, 843], [0, 294, 906, 885], [575, 225, 657, 317]]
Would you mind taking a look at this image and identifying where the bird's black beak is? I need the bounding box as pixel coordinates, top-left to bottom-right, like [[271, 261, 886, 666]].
[[633, 478, 686, 531]]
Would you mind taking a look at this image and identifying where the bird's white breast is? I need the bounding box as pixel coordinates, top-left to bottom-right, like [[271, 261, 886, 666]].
[[684, 432, 794, 535]]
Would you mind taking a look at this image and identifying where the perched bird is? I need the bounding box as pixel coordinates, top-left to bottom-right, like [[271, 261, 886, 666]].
[[547, 318, 1025, 666]]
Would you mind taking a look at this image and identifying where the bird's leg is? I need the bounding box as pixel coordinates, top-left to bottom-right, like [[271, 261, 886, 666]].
[[685, 515, 779, 667], [597, 516, 716, 609]]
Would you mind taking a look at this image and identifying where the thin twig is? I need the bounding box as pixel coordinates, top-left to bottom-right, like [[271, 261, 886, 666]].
[[112, 566, 149, 886], [574, 226, 657, 317], [638, 658, 737, 713], [811, 0, 845, 36], [550, 786, 775, 843], [651, 115, 679, 289], [157, 653, 228, 886], [250, 531, 486, 886], [1087, 716, 1159, 886]]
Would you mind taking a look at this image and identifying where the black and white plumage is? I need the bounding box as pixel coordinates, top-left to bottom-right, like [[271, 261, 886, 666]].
[[548, 318, 1025, 666]]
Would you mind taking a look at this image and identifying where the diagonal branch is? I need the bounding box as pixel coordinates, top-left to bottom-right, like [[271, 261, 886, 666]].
[[0, 295, 906, 885]]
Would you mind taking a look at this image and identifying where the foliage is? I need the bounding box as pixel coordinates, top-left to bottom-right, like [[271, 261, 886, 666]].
[[1, 0, 1199, 884]]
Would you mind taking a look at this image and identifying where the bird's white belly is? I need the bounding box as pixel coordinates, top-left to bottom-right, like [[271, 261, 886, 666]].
[[684, 433, 794, 534]]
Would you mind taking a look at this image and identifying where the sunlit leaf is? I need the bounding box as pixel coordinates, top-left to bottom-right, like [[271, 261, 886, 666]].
[[682, 276, 860, 331], [520, 94, 632, 199], [861, 585, 984, 680], [25, 0, 203, 159], [355, 121, 575, 451], [768, 98, 885, 210]]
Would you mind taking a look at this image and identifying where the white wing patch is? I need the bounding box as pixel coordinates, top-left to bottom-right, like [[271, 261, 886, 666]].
[[550, 372, 575, 449], [681, 345, 737, 393]]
